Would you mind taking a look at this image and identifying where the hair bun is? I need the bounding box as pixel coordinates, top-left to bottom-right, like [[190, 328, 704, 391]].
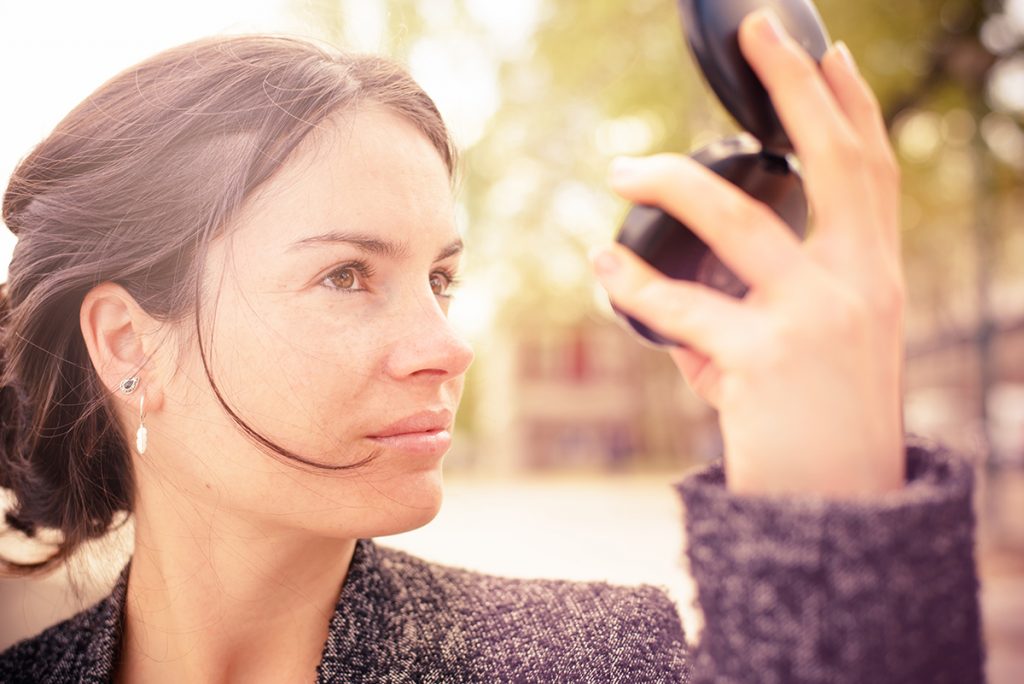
[[3, 510, 36, 537]]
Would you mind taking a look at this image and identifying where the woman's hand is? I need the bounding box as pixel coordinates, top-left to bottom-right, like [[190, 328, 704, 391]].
[[592, 9, 906, 499]]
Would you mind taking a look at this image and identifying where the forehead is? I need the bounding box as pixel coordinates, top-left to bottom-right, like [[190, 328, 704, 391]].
[[229, 105, 456, 251]]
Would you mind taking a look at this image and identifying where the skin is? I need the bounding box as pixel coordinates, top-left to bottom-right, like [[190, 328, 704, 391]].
[[75, 8, 904, 683], [594, 9, 906, 498], [80, 106, 473, 682]]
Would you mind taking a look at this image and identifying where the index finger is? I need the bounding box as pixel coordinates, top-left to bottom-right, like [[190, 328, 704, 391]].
[[609, 153, 806, 295]]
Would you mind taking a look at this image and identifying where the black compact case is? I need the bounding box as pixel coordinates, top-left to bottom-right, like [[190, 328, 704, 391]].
[[614, 0, 831, 346]]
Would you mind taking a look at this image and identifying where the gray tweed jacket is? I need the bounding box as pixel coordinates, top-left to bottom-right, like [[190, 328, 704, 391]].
[[0, 438, 984, 683]]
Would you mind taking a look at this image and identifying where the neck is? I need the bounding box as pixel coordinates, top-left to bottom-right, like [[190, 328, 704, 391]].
[[118, 488, 356, 683]]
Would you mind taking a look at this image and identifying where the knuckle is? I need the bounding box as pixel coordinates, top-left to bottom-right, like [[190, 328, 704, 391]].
[[860, 87, 885, 121], [826, 296, 872, 337], [827, 279, 905, 336], [865, 142, 901, 186], [747, 198, 781, 226], [787, 49, 821, 84], [756, 317, 800, 372], [832, 133, 865, 167], [643, 154, 701, 199], [632, 279, 703, 337], [881, 152, 902, 188], [799, 279, 873, 339], [648, 154, 691, 180], [869, 277, 907, 322], [636, 279, 684, 313], [720, 196, 777, 239], [715, 197, 749, 230], [752, 275, 905, 374]]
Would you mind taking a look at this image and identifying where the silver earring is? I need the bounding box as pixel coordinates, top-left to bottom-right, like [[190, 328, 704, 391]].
[[136, 391, 148, 455], [119, 375, 140, 394]]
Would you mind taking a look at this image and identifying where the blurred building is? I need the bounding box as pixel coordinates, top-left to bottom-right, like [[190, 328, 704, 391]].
[[460, 269, 1024, 476], [905, 277, 1024, 466], [469, 317, 719, 474]]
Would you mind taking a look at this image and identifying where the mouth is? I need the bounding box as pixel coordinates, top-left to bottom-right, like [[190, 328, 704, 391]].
[[366, 429, 452, 456], [366, 409, 454, 456]]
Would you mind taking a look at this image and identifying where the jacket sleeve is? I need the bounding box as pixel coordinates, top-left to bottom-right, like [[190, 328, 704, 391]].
[[676, 435, 985, 684]]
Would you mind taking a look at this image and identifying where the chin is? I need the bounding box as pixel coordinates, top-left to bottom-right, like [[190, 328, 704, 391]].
[[366, 468, 445, 537]]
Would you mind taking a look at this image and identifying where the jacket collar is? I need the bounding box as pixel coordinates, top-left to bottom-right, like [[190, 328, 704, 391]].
[[316, 537, 400, 681], [79, 555, 131, 683], [79, 538, 384, 682]]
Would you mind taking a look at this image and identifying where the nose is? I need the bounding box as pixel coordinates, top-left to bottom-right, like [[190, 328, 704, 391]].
[[384, 295, 474, 382]]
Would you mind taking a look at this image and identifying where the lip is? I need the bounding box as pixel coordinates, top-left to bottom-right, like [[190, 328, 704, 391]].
[[366, 409, 454, 456], [368, 409, 454, 438], [367, 430, 452, 456]]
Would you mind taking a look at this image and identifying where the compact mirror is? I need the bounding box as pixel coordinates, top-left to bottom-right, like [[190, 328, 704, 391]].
[[613, 0, 830, 347], [615, 137, 808, 346], [680, 0, 830, 153]]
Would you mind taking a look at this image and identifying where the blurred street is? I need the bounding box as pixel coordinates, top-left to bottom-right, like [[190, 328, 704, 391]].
[[976, 467, 1024, 683]]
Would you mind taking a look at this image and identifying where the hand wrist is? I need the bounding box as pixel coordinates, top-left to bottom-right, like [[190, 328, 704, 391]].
[[723, 438, 906, 500]]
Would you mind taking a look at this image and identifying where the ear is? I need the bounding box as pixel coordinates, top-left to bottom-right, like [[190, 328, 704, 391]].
[[79, 282, 165, 414]]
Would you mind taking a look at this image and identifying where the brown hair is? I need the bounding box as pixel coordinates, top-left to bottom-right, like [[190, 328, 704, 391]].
[[0, 35, 456, 575]]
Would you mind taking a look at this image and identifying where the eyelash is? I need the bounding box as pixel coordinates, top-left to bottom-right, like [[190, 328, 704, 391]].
[[322, 260, 375, 292], [321, 260, 461, 298], [430, 269, 462, 299]]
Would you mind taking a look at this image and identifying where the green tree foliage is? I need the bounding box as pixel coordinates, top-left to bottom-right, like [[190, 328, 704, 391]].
[[296, 0, 1022, 334]]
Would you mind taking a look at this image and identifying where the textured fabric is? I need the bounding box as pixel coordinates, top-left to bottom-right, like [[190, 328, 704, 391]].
[[314, 542, 688, 682], [0, 544, 689, 683], [0, 438, 983, 683], [678, 437, 985, 683], [0, 560, 124, 684]]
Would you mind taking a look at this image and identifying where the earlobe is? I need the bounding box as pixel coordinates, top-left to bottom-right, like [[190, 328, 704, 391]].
[[79, 282, 162, 409]]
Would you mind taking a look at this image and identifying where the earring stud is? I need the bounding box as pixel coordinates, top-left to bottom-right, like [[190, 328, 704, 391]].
[[119, 375, 140, 394]]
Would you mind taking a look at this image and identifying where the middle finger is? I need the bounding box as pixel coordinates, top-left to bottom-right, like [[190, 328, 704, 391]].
[[738, 10, 871, 235]]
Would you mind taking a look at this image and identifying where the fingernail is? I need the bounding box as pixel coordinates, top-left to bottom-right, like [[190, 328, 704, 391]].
[[750, 8, 786, 43], [834, 41, 858, 71], [608, 156, 643, 183], [591, 247, 622, 278]]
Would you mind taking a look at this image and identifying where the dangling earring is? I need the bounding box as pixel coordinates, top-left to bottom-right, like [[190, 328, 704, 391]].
[[136, 391, 148, 455], [118, 375, 147, 454]]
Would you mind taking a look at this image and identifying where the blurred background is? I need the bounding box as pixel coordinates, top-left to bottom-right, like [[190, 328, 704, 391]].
[[0, 0, 1022, 680]]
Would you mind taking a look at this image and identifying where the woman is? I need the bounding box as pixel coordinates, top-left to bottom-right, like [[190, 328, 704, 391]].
[[0, 9, 983, 683]]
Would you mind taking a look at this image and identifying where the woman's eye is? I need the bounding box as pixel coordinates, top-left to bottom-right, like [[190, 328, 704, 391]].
[[322, 263, 372, 292], [430, 270, 459, 297], [321, 263, 457, 296]]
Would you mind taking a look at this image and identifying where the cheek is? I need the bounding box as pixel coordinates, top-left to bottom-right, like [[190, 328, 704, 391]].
[[207, 291, 396, 444], [164, 302, 448, 537]]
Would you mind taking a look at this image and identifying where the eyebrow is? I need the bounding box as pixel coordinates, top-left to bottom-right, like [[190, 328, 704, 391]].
[[288, 231, 463, 261]]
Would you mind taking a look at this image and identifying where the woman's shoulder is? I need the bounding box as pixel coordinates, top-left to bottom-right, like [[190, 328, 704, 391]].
[[340, 541, 691, 681], [0, 585, 121, 683], [378, 542, 681, 625]]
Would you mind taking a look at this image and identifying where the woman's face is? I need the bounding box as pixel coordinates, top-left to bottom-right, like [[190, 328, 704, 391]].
[[146, 106, 474, 540]]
